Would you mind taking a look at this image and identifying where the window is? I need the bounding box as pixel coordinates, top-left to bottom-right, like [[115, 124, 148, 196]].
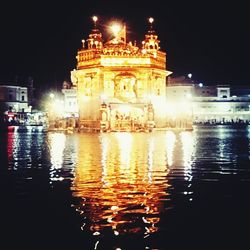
[[21, 96, 25, 101]]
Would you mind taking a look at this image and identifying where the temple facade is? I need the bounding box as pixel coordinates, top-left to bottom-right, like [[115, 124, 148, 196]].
[[71, 17, 172, 132]]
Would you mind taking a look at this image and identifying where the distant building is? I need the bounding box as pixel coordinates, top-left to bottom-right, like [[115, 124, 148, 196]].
[[27, 76, 35, 107], [0, 82, 49, 126], [0, 84, 31, 113], [165, 76, 194, 128], [193, 84, 250, 124], [167, 76, 250, 124], [61, 81, 78, 118]]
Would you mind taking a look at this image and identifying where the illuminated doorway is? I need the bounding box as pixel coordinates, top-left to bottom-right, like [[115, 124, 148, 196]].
[[109, 103, 146, 131]]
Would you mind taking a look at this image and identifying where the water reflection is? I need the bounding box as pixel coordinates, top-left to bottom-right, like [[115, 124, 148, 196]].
[[7, 131, 45, 170], [49, 132, 66, 170], [165, 131, 176, 167], [3, 127, 250, 249], [47, 132, 80, 182], [71, 132, 184, 238]]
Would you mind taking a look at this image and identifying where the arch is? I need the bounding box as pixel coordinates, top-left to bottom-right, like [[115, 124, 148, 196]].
[[114, 73, 137, 101]]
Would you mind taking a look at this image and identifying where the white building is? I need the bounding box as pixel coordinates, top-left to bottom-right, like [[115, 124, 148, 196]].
[[58, 76, 250, 129], [166, 76, 250, 124], [61, 81, 78, 118], [193, 85, 250, 124], [165, 76, 193, 128], [0, 85, 31, 113]]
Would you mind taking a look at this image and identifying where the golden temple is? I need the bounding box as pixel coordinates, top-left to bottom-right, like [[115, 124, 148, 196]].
[[70, 16, 172, 132]]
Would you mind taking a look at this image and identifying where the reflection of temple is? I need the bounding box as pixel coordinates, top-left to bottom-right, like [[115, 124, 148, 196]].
[[71, 17, 172, 132], [71, 133, 171, 236]]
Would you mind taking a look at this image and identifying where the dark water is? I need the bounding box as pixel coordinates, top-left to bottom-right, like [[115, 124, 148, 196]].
[[1, 126, 250, 249]]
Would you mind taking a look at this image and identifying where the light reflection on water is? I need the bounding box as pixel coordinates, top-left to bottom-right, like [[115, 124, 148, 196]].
[[68, 131, 195, 238], [3, 126, 250, 249]]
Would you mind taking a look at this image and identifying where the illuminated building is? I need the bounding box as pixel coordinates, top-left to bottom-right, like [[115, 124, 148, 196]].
[[167, 76, 250, 124], [0, 85, 30, 112], [61, 81, 78, 118], [70, 16, 172, 132], [193, 84, 250, 124], [0, 83, 47, 127], [166, 76, 194, 128], [0, 84, 31, 123]]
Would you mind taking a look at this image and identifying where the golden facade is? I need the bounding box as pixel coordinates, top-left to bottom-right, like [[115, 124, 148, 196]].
[[71, 17, 172, 132]]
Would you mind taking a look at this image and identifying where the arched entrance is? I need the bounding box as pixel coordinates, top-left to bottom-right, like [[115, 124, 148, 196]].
[[109, 103, 146, 131], [114, 73, 137, 102]]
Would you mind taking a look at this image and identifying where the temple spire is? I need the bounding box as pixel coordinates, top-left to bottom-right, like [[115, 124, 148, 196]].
[[87, 15, 103, 50], [142, 17, 160, 56], [148, 17, 155, 34]]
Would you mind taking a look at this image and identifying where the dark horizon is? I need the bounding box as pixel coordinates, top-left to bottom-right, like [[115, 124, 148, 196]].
[[1, 1, 249, 90]]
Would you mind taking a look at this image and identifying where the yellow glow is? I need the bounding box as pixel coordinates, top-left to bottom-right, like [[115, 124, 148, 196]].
[[72, 133, 171, 235], [100, 93, 107, 101], [101, 57, 151, 66], [118, 105, 131, 114], [111, 23, 121, 37], [116, 132, 132, 167], [73, 16, 170, 131]]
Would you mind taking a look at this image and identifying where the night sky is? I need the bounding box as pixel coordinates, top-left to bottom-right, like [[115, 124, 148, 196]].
[[0, 0, 249, 91]]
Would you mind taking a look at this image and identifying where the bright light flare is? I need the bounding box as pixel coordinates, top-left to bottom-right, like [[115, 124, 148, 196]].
[[165, 131, 176, 166], [118, 105, 131, 114], [148, 17, 154, 24], [92, 16, 98, 22], [100, 93, 107, 101], [110, 23, 121, 37], [49, 133, 66, 170]]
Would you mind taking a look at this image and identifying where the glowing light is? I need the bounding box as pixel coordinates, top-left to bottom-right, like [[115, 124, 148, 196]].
[[165, 131, 176, 166], [100, 93, 107, 101], [188, 73, 192, 78], [49, 133, 66, 170], [199, 82, 203, 87], [111, 205, 119, 211], [148, 17, 154, 24], [94, 241, 99, 250], [101, 57, 151, 66], [72, 133, 170, 236], [92, 16, 98, 23], [111, 23, 121, 37], [52, 99, 64, 117], [180, 131, 194, 169], [116, 132, 132, 166], [118, 105, 131, 114]]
